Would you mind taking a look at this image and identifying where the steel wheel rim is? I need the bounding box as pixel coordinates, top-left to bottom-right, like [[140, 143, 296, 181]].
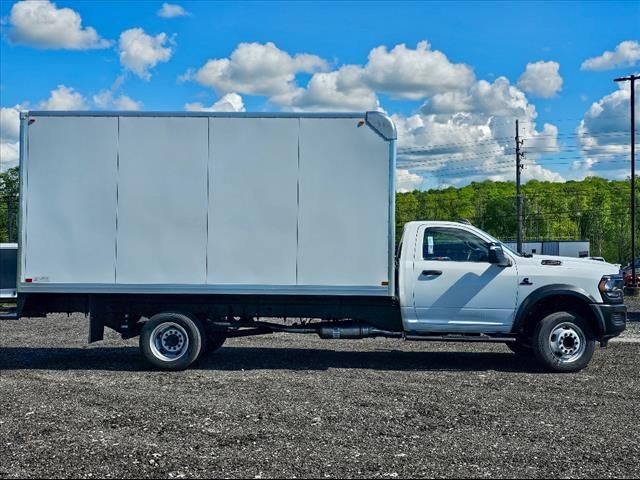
[[549, 322, 586, 364], [149, 322, 190, 362]]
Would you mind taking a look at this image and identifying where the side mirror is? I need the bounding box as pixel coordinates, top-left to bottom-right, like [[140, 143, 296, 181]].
[[489, 244, 512, 267]]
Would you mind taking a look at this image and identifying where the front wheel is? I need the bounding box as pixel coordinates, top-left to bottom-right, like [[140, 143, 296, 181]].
[[532, 311, 595, 373], [140, 312, 206, 371]]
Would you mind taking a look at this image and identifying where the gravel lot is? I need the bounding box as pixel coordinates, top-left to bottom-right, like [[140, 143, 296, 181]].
[[1, 315, 639, 479], [624, 295, 640, 316]]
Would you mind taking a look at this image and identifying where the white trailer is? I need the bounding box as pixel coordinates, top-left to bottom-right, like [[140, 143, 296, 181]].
[[16, 111, 626, 372]]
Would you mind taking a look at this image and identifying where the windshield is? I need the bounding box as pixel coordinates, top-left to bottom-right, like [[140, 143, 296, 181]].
[[499, 242, 521, 256], [477, 230, 522, 257]]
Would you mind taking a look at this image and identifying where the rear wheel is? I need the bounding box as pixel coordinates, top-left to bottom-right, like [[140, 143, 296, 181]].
[[532, 311, 595, 373], [140, 312, 206, 371]]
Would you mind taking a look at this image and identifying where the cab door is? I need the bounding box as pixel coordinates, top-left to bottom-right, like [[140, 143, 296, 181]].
[[408, 226, 518, 333]]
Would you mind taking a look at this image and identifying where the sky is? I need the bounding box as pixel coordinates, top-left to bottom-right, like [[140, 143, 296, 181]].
[[0, 0, 639, 190]]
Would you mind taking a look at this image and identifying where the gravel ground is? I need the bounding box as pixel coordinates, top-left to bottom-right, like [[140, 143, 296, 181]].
[[624, 295, 640, 313], [1, 315, 639, 479]]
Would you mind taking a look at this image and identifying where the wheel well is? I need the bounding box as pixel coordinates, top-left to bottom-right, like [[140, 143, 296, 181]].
[[517, 294, 600, 340]]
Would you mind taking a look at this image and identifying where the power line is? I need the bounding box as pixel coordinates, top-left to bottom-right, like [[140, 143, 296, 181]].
[[521, 130, 635, 141], [400, 149, 632, 165], [397, 129, 636, 153]]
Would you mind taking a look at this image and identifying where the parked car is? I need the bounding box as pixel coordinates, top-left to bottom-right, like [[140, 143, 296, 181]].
[[622, 258, 640, 270], [14, 110, 627, 373], [622, 259, 640, 288]]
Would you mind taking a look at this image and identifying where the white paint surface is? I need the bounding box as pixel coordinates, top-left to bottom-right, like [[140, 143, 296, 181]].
[[23, 116, 118, 283], [297, 118, 390, 286], [21, 113, 393, 294], [116, 116, 208, 284], [207, 117, 299, 284]]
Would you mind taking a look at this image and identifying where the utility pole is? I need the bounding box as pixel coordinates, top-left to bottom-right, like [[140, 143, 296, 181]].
[[515, 119, 525, 254], [614, 74, 638, 292]]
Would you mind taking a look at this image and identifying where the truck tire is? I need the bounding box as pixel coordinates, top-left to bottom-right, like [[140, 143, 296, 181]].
[[506, 341, 533, 357], [140, 312, 207, 371], [532, 311, 595, 373]]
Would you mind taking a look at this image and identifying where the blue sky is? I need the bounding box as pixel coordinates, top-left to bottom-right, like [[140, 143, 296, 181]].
[[1, 0, 639, 189]]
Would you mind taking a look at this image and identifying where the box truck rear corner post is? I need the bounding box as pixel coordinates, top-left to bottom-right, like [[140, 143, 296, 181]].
[[15, 111, 626, 372]]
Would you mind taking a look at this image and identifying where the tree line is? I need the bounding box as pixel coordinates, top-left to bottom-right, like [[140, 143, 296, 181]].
[[1, 166, 637, 263], [0, 167, 19, 244]]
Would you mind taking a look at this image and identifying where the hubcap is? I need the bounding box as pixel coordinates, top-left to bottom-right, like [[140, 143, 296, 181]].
[[150, 322, 189, 362], [549, 323, 586, 364]]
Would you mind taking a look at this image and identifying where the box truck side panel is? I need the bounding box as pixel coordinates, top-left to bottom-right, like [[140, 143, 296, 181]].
[[116, 117, 208, 284], [20, 112, 394, 296], [297, 118, 390, 287], [23, 116, 118, 284], [207, 117, 299, 285]]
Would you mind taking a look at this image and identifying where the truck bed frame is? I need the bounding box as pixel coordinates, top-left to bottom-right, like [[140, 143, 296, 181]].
[[18, 292, 403, 341]]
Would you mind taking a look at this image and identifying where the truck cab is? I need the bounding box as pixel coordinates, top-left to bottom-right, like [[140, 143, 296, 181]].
[[397, 221, 626, 372]]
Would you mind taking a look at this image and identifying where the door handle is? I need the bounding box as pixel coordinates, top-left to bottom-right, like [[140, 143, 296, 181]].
[[421, 270, 442, 276]]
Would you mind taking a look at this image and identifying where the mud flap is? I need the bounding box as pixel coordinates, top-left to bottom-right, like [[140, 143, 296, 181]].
[[88, 312, 105, 343]]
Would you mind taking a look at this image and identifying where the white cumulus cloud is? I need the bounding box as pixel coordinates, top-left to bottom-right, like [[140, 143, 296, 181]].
[[395, 77, 563, 188], [266, 40, 472, 111], [112, 95, 143, 111], [0, 141, 19, 172], [39, 85, 88, 110], [185, 93, 245, 112], [7, 0, 111, 50], [396, 169, 423, 192], [119, 28, 174, 80], [517, 61, 563, 98], [184, 42, 328, 96], [423, 77, 535, 117], [359, 41, 475, 100], [575, 83, 639, 177], [113, 95, 143, 110], [157, 3, 190, 18], [581, 40, 640, 71], [0, 105, 23, 172], [1, 106, 22, 141], [274, 66, 379, 112], [93, 90, 143, 111]]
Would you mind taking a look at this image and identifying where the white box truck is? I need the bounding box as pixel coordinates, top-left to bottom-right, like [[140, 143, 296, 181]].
[[16, 111, 626, 372]]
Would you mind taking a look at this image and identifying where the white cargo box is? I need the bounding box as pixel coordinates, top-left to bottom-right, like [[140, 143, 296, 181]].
[[18, 111, 396, 297]]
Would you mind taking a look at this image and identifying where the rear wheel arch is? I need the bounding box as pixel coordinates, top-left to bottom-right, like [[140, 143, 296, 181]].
[[513, 286, 603, 340]]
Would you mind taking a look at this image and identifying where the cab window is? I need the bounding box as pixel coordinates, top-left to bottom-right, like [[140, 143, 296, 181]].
[[423, 227, 490, 262]]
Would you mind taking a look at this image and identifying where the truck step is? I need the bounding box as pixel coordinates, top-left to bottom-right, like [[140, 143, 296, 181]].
[[404, 334, 517, 343]]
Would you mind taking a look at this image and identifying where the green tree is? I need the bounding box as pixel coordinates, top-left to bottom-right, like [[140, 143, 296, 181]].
[[0, 167, 19, 242]]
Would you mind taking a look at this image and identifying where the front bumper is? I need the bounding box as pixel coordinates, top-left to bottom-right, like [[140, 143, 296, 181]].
[[591, 303, 626, 341]]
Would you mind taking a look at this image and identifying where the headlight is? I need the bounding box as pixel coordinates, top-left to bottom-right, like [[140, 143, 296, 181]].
[[598, 275, 624, 303]]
